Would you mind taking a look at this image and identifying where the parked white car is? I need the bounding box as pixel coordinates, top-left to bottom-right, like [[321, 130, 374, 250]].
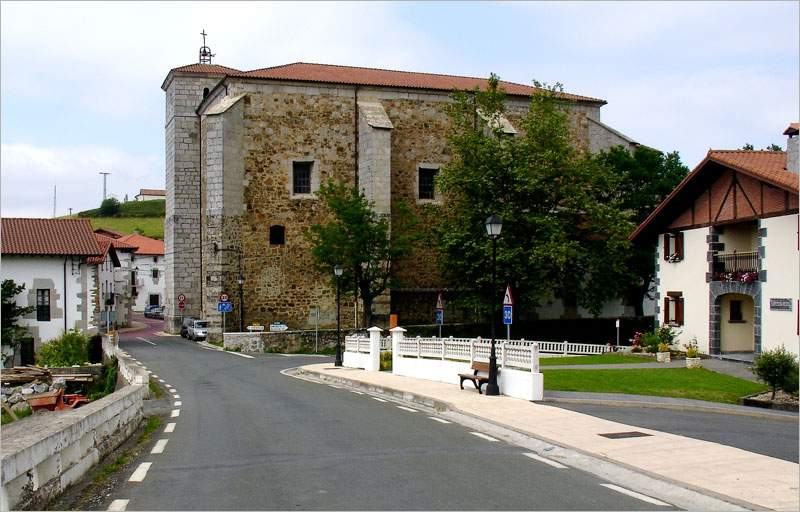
[[187, 320, 209, 341]]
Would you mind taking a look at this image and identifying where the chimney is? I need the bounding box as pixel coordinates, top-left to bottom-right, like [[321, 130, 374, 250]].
[[784, 123, 799, 174]]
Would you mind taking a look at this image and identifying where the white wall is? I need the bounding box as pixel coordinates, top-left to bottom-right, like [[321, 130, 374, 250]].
[[0, 255, 93, 347], [656, 227, 710, 352], [130, 254, 165, 312], [761, 214, 799, 355]]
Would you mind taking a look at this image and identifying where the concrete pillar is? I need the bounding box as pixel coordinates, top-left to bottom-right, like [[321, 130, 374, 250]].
[[390, 326, 406, 373], [367, 326, 382, 371]]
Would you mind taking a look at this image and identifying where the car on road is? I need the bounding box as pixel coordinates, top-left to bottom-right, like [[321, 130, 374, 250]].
[[151, 306, 165, 320], [144, 305, 162, 318], [180, 316, 199, 338], [187, 320, 209, 341]]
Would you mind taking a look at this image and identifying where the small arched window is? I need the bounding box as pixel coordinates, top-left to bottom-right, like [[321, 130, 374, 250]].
[[269, 225, 285, 245], [203, 87, 210, 99]]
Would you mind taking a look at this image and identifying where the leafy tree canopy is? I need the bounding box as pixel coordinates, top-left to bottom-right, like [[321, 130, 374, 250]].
[[99, 197, 121, 217], [307, 181, 418, 326], [1, 280, 34, 364]]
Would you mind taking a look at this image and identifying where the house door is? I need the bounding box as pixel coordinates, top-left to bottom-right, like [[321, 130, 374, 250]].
[[149, 294, 160, 307], [719, 293, 754, 352]]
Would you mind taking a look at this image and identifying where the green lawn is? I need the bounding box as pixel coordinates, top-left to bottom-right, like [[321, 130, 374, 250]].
[[88, 217, 164, 239], [543, 368, 766, 404], [540, 353, 652, 366]]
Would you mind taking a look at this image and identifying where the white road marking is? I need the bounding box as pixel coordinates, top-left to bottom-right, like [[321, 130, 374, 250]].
[[226, 351, 255, 359], [174, 401, 182, 406], [107, 499, 129, 511], [371, 397, 388, 402], [136, 337, 156, 346], [152, 374, 159, 378], [158, 379, 165, 383], [396, 406, 417, 412], [470, 432, 499, 442], [173, 394, 180, 398], [164, 422, 176, 433], [200, 346, 216, 351], [600, 484, 671, 506], [428, 417, 451, 424], [523, 452, 568, 469], [349, 390, 364, 395], [150, 439, 169, 454], [128, 462, 152, 482], [171, 409, 180, 418], [328, 384, 343, 389], [167, 388, 176, 393]]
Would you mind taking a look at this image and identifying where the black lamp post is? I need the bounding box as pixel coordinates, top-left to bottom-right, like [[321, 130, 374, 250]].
[[484, 214, 502, 396], [334, 263, 343, 367]]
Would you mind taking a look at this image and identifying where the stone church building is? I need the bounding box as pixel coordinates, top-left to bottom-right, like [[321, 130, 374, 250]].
[[162, 58, 641, 335]]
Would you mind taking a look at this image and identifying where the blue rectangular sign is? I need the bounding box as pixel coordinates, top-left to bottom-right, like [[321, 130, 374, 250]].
[[435, 309, 444, 325], [218, 301, 233, 313], [503, 305, 513, 325]]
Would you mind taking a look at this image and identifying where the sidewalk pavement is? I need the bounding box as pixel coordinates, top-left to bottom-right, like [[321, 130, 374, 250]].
[[300, 363, 799, 511]]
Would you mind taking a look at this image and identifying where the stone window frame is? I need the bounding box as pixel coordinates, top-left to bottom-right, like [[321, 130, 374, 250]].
[[416, 163, 443, 204], [289, 158, 320, 200]]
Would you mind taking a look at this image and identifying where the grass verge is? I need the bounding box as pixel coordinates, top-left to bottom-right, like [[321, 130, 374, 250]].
[[137, 416, 162, 444], [93, 416, 161, 485], [148, 377, 164, 399], [539, 353, 652, 366], [1, 405, 32, 425], [87, 217, 164, 239], [543, 368, 767, 404], [207, 339, 223, 348]]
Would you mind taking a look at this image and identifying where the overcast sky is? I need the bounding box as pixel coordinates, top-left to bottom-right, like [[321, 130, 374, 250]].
[[1, 1, 798, 218]]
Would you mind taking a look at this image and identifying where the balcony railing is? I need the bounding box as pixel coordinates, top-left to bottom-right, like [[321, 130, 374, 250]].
[[712, 251, 759, 282]]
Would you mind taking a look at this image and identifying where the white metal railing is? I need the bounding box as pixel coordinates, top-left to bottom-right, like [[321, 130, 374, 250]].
[[344, 335, 371, 354]]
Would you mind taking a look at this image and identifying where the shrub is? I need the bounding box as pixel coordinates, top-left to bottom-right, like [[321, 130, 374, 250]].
[[657, 342, 670, 353], [642, 332, 660, 353], [37, 330, 89, 367], [752, 347, 799, 399], [99, 197, 121, 217], [380, 351, 392, 371], [685, 338, 699, 358]]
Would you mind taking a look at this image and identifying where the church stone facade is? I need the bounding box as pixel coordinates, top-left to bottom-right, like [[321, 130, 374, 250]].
[[162, 62, 639, 335]]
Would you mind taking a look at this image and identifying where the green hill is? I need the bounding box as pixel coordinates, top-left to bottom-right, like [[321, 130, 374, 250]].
[[74, 199, 165, 239]]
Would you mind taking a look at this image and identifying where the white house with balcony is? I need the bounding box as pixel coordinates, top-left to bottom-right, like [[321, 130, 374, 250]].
[[116, 233, 165, 312], [631, 124, 799, 358]]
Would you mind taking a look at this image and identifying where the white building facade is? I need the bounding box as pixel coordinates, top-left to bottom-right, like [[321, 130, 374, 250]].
[[116, 233, 165, 312]]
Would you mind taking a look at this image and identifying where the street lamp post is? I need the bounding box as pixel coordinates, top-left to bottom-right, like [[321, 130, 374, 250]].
[[484, 214, 502, 396], [334, 264, 343, 367]]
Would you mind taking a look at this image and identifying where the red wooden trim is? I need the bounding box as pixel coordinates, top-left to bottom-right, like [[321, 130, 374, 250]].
[[715, 177, 735, 222], [676, 232, 684, 259]]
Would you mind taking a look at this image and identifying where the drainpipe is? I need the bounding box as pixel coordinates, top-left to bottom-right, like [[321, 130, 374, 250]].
[[354, 86, 359, 188], [198, 111, 204, 320], [63, 257, 68, 332]]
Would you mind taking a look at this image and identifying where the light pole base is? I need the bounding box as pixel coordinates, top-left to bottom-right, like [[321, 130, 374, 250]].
[[484, 383, 500, 396]]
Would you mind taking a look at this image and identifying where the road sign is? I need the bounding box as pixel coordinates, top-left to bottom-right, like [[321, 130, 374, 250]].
[[218, 301, 233, 313], [436, 292, 444, 310], [177, 294, 186, 302], [503, 305, 513, 325], [435, 309, 444, 325], [503, 285, 514, 306], [178, 300, 185, 311], [220, 293, 229, 303]]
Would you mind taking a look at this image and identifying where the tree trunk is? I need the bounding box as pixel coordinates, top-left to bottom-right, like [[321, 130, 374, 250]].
[[360, 283, 373, 328]]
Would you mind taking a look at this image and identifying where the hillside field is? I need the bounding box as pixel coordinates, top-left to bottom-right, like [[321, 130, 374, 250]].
[[72, 199, 165, 239]]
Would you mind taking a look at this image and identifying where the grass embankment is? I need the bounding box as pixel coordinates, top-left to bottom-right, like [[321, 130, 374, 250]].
[[71, 199, 165, 239], [539, 353, 651, 366], [94, 416, 161, 484], [543, 368, 767, 404]]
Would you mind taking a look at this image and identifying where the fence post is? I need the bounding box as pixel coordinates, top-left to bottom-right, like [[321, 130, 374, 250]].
[[367, 326, 382, 372], [563, 340, 568, 355], [532, 342, 540, 374], [441, 337, 446, 361], [416, 336, 421, 358], [501, 342, 507, 368], [390, 326, 406, 373]]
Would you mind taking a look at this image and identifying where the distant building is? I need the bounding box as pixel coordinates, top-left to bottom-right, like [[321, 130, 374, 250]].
[[117, 233, 165, 311], [631, 124, 799, 357], [135, 188, 166, 202], [1, 218, 102, 348], [91, 233, 138, 330]]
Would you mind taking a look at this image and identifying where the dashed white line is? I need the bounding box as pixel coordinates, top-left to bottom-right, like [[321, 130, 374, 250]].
[[523, 452, 568, 469], [167, 388, 176, 393], [171, 409, 181, 418], [226, 351, 255, 359], [396, 406, 417, 413], [128, 462, 152, 482], [371, 397, 388, 402], [173, 394, 180, 398], [152, 374, 159, 378], [158, 379, 165, 383], [107, 499, 130, 511], [349, 390, 364, 395], [470, 432, 499, 442], [136, 337, 156, 346], [174, 401, 182, 406], [164, 422, 176, 433], [328, 384, 343, 389], [150, 439, 169, 454], [428, 417, 451, 424], [600, 484, 671, 506]]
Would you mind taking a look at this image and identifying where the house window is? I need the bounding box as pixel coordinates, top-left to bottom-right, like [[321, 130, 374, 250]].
[[270, 225, 286, 245], [149, 294, 160, 307], [131, 286, 138, 297], [203, 87, 210, 98], [663, 232, 684, 262], [418, 167, 438, 200], [152, 269, 159, 279], [36, 289, 50, 322], [730, 300, 744, 323], [131, 270, 136, 284], [292, 161, 313, 195], [663, 292, 684, 326]]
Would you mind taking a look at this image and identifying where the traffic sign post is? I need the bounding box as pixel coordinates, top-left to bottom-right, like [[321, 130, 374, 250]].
[[435, 292, 444, 338], [177, 298, 186, 330], [503, 285, 513, 341], [615, 318, 620, 349]]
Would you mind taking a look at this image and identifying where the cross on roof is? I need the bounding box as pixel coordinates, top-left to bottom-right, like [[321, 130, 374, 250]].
[[199, 29, 214, 64]]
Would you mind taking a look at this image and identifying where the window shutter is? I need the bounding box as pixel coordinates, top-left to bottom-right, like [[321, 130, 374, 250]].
[[676, 297, 684, 325], [663, 234, 670, 261], [676, 232, 684, 260], [663, 297, 670, 324]]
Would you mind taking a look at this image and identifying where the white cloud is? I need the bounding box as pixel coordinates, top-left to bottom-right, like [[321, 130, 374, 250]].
[[1, 143, 160, 217]]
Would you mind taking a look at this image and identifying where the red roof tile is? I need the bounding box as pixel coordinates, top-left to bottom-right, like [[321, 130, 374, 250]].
[[707, 150, 797, 192], [169, 61, 605, 103], [784, 123, 799, 135], [1, 218, 102, 256], [117, 233, 164, 255], [137, 188, 165, 197], [95, 233, 138, 252]]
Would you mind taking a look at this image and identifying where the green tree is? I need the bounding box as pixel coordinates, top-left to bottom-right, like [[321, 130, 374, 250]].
[[597, 146, 688, 315], [307, 181, 418, 327], [99, 197, 121, 216], [436, 76, 634, 317], [741, 143, 755, 150], [765, 143, 783, 151], [1, 279, 34, 365]]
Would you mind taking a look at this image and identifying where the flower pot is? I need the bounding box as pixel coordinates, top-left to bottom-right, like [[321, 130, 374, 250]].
[[656, 351, 671, 363], [685, 357, 702, 369]]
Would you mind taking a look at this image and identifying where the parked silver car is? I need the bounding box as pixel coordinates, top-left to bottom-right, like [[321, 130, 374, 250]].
[[187, 320, 209, 341]]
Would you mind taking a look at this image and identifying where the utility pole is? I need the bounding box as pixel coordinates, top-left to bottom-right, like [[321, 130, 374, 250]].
[[68, 207, 73, 216], [99, 172, 111, 200], [52, 185, 56, 218]]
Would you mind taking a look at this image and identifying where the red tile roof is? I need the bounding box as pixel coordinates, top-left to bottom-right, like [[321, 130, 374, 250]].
[[1, 218, 102, 256], [94, 227, 124, 238], [95, 233, 138, 252], [117, 233, 164, 255], [784, 123, 799, 136], [87, 235, 111, 264], [168, 61, 605, 103], [137, 188, 165, 197]]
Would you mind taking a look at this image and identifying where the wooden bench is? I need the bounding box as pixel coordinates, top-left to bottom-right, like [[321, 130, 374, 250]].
[[458, 362, 498, 394]]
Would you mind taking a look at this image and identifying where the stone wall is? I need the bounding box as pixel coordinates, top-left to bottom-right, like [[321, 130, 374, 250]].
[[224, 328, 360, 353]]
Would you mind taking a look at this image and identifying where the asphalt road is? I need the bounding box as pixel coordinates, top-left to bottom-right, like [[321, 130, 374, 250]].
[[97, 329, 676, 511], [548, 402, 799, 463]]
